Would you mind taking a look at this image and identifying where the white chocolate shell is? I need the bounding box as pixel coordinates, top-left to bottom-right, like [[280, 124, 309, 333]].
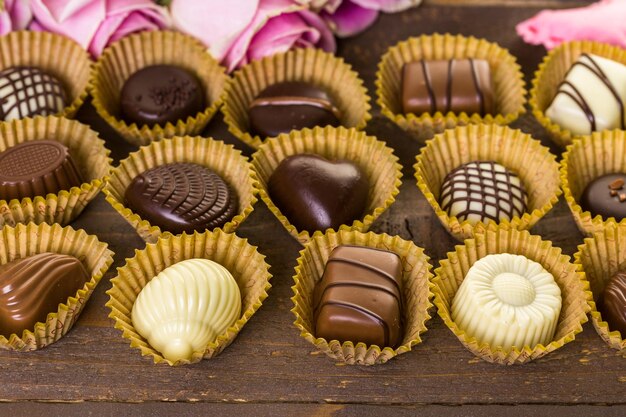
[[131, 258, 241, 362], [451, 253, 561, 350]]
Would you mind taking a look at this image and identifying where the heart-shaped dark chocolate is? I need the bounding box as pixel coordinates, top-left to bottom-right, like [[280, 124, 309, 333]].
[[268, 154, 369, 233]]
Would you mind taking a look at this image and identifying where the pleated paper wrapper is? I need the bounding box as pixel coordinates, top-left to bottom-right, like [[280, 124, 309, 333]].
[[561, 130, 626, 236], [530, 40, 626, 148], [90, 30, 227, 146], [0, 222, 114, 351], [251, 126, 401, 244], [574, 225, 626, 353], [0, 30, 91, 119], [291, 229, 434, 365], [222, 48, 371, 150], [0, 116, 112, 226], [106, 230, 272, 366], [414, 124, 561, 242], [433, 226, 591, 365], [375, 33, 526, 144], [103, 135, 259, 244]]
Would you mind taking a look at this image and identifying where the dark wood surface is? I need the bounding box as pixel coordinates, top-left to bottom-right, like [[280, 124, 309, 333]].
[[2, 1, 625, 416]]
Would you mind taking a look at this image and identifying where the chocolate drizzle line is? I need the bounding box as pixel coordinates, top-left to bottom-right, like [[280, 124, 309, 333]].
[[421, 60, 437, 114], [0, 67, 67, 120], [249, 96, 342, 120], [469, 58, 486, 116], [439, 161, 527, 223]]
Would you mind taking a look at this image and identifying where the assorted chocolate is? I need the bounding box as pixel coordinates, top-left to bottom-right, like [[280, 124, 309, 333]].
[[131, 258, 241, 362], [313, 245, 403, 348], [598, 271, 626, 337], [451, 253, 562, 349], [124, 162, 238, 235], [580, 173, 626, 222], [248, 81, 341, 138], [401, 59, 495, 116], [0, 66, 68, 121], [545, 54, 626, 135], [268, 154, 369, 233], [120, 65, 205, 127], [0, 140, 84, 201], [0, 252, 90, 337], [439, 161, 528, 225]]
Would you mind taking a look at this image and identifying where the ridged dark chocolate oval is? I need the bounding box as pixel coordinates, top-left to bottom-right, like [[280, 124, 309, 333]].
[[599, 271, 626, 336], [124, 163, 238, 234]]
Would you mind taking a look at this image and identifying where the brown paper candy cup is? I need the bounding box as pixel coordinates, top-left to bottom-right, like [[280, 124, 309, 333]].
[[376, 33, 526, 144], [0, 116, 112, 226], [222, 48, 371, 150], [90, 30, 227, 146], [414, 124, 561, 242], [291, 229, 434, 365], [0, 31, 91, 120], [433, 226, 591, 365], [106, 230, 272, 365], [530, 41, 626, 148], [574, 225, 626, 353], [104, 135, 259, 243], [0, 222, 114, 351], [251, 126, 401, 244], [561, 131, 626, 236]]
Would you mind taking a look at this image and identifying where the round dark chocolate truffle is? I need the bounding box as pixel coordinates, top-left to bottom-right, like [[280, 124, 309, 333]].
[[248, 81, 341, 138], [598, 271, 626, 337], [580, 173, 626, 221], [120, 65, 205, 127], [124, 163, 238, 234], [0, 66, 67, 121]]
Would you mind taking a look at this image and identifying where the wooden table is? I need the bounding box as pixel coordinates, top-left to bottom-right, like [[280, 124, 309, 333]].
[[1, 1, 625, 416]]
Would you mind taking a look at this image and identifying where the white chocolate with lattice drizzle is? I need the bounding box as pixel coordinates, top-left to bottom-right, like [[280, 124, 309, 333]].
[[451, 253, 562, 350], [131, 258, 241, 362]]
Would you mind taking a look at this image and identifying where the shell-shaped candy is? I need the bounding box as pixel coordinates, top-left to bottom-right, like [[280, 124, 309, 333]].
[[131, 258, 241, 362]]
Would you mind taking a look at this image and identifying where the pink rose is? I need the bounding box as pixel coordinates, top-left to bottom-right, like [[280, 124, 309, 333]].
[[29, 0, 170, 57], [171, 0, 336, 72], [0, 0, 33, 36]]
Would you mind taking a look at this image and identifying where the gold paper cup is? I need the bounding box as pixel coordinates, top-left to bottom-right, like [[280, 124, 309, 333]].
[[291, 229, 434, 365], [251, 126, 401, 244], [222, 48, 371, 150], [106, 230, 272, 365], [574, 225, 626, 353], [0, 116, 111, 226], [530, 41, 626, 148], [103, 135, 259, 244], [414, 124, 561, 242], [90, 30, 227, 146], [433, 226, 591, 365], [376, 33, 526, 144], [0, 222, 114, 351], [0, 31, 91, 119], [561, 131, 626, 236]]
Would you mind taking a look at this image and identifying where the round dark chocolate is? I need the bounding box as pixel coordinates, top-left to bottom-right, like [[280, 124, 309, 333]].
[[124, 163, 238, 234], [248, 81, 341, 138], [580, 173, 626, 221], [120, 65, 205, 127], [0, 140, 84, 201], [0, 66, 67, 121], [267, 154, 369, 233], [598, 271, 626, 337]]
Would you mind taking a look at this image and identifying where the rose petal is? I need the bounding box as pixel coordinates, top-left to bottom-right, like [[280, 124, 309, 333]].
[[247, 14, 309, 62], [89, 11, 164, 57], [297, 10, 336, 51], [351, 0, 422, 13], [7, 0, 33, 29], [323, 0, 378, 38]]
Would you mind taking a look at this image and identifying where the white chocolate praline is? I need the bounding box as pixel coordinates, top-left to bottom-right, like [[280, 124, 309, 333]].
[[545, 54, 626, 135], [131, 258, 241, 362], [451, 253, 562, 350]]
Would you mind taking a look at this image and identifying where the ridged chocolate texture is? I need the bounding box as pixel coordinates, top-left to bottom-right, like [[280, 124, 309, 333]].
[[312, 245, 403, 348], [124, 163, 238, 235], [267, 154, 369, 233], [0, 140, 84, 201], [0, 252, 90, 337], [0, 66, 68, 121], [120, 65, 205, 127], [401, 59, 495, 116], [599, 271, 626, 336], [248, 81, 342, 138], [580, 173, 626, 221]]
